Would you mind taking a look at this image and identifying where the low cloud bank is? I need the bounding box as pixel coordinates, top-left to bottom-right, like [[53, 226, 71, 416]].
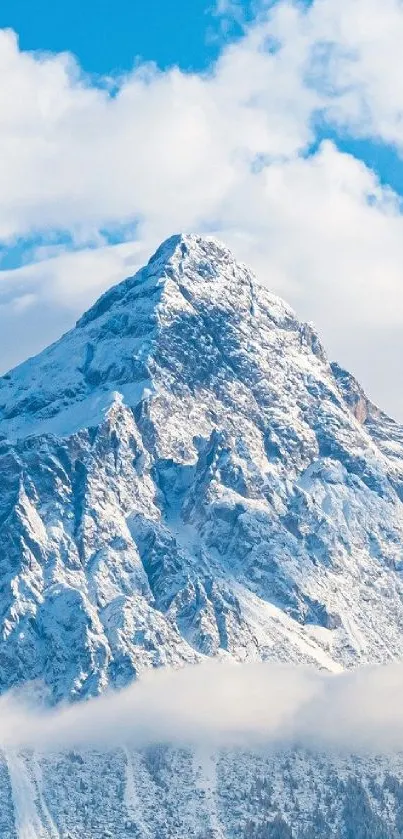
[[1, 661, 403, 756]]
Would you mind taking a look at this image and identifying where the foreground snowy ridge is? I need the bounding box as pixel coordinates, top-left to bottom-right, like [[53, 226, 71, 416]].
[[1, 234, 403, 836]]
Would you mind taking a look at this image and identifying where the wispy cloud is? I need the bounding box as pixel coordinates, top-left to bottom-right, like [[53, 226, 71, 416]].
[[2, 661, 403, 756]]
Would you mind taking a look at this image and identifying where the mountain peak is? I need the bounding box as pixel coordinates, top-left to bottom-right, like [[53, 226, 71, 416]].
[[0, 231, 392, 464], [0, 232, 291, 441], [147, 232, 239, 269], [76, 232, 246, 330]]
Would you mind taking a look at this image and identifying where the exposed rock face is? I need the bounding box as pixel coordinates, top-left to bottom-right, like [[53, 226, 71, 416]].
[[1, 234, 403, 836]]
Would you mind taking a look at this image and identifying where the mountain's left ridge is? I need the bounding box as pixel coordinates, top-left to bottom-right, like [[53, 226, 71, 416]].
[[0, 233, 403, 706]]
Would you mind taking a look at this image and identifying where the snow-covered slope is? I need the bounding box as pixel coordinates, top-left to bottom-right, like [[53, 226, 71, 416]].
[[1, 233, 403, 700], [2, 233, 403, 836]]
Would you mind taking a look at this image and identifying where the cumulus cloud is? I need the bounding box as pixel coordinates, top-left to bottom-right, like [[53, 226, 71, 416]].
[[1, 0, 403, 417], [0, 17, 317, 244], [302, 0, 403, 148], [1, 661, 403, 756]]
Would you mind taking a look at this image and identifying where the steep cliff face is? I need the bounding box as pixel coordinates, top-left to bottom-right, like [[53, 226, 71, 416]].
[[1, 234, 403, 836], [1, 233, 403, 705]]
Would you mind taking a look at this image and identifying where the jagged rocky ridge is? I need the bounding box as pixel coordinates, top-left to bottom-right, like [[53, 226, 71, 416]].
[[1, 234, 403, 836]]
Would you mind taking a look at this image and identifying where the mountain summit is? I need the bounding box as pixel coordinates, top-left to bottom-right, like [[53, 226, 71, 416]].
[[1, 234, 403, 835], [0, 233, 299, 441]]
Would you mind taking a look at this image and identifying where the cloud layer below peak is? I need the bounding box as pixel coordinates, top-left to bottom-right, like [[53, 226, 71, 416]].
[[2, 661, 403, 757]]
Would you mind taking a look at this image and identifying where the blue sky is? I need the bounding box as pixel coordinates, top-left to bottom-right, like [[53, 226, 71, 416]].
[[1, 0, 403, 419], [0, 0, 254, 74]]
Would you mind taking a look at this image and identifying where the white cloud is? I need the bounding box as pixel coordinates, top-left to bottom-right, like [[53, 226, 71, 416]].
[[0, 22, 317, 244], [2, 660, 403, 756], [1, 0, 403, 417], [0, 241, 150, 373], [0, 240, 147, 309], [302, 0, 403, 148]]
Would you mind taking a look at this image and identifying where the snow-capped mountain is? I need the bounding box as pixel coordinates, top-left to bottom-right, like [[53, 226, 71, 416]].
[[1, 233, 403, 837]]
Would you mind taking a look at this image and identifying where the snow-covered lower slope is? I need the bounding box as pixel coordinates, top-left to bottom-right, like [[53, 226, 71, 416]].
[[1, 234, 403, 836], [1, 745, 403, 838]]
